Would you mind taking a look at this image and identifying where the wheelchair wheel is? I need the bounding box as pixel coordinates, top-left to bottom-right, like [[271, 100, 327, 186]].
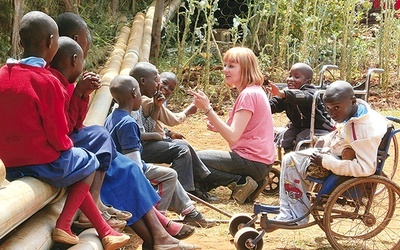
[[375, 135, 398, 195], [234, 227, 263, 250], [261, 167, 280, 195], [229, 213, 255, 236], [324, 175, 400, 250], [383, 134, 398, 180]]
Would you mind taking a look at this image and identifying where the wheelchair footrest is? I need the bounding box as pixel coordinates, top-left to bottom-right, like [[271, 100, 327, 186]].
[[253, 203, 280, 214]]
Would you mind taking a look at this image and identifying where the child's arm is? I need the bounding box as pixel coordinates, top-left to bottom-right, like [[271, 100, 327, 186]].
[[140, 132, 163, 141], [122, 149, 145, 172], [182, 103, 197, 116], [264, 81, 285, 98]]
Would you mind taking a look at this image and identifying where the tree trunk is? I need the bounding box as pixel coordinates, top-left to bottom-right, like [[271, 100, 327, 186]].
[[150, 0, 164, 64], [112, 0, 119, 15], [11, 0, 23, 58], [132, 0, 137, 15]]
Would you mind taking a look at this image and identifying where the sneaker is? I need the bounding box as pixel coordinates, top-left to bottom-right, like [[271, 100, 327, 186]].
[[183, 211, 216, 228], [231, 176, 258, 204]]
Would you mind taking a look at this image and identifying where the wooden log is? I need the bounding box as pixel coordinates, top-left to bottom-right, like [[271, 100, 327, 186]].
[[0, 196, 66, 249], [139, 1, 156, 62], [120, 12, 145, 76], [84, 25, 131, 126], [0, 177, 61, 239], [0, 159, 5, 187], [68, 228, 103, 250]]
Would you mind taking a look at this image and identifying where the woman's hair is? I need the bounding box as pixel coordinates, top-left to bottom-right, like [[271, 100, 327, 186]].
[[223, 47, 264, 90]]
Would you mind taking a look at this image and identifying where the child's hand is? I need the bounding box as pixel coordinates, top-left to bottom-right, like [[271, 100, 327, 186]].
[[170, 131, 185, 139], [310, 152, 323, 166], [184, 103, 198, 116], [75, 71, 101, 98], [188, 89, 211, 111], [153, 91, 166, 108], [264, 81, 284, 98]]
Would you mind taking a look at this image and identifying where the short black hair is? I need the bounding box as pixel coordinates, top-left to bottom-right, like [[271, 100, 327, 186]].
[[323, 80, 355, 103], [50, 36, 83, 70], [19, 11, 57, 48], [56, 12, 87, 37]]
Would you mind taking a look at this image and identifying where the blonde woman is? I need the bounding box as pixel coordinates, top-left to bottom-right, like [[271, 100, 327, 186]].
[[189, 47, 275, 204]]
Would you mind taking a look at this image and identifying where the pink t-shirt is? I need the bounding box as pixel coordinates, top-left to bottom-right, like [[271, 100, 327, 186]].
[[227, 85, 275, 165]]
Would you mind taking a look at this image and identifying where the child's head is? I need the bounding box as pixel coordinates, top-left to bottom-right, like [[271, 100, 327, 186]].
[[286, 63, 313, 89], [50, 36, 84, 83], [56, 12, 91, 59], [323, 80, 357, 123], [110, 75, 141, 111], [129, 62, 160, 98], [159, 72, 177, 99], [19, 11, 59, 62], [222, 47, 264, 91]]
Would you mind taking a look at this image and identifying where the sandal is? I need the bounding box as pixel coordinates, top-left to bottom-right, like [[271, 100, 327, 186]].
[[172, 224, 195, 240], [104, 205, 132, 221], [72, 211, 126, 233]]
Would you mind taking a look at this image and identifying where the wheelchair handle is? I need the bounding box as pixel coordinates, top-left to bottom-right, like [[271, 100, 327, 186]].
[[318, 65, 339, 88], [386, 116, 400, 124]]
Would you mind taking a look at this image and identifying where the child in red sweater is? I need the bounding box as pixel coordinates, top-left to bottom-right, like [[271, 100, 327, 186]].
[[0, 11, 129, 249]]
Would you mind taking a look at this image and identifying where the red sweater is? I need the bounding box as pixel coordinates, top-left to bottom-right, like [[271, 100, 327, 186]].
[[49, 69, 89, 134], [0, 63, 73, 167]]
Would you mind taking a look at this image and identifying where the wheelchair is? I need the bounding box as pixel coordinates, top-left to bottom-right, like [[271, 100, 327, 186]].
[[261, 66, 398, 196], [229, 115, 400, 250]]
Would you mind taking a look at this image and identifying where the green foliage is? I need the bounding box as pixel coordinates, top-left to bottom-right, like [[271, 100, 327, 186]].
[[0, 0, 127, 72], [159, 0, 400, 99], [1, 0, 399, 100]]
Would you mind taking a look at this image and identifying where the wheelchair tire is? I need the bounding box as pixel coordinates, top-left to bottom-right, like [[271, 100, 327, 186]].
[[229, 213, 255, 237], [261, 167, 280, 196], [234, 227, 263, 250], [323, 175, 400, 250]]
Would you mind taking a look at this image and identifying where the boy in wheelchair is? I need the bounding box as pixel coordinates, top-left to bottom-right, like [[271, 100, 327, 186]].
[[275, 80, 388, 225], [265, 63, 335, 153]]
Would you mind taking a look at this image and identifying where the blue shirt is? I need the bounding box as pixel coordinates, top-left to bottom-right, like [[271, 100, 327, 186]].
[[104, 109, 148, 171], [344, 102, 368, 124]]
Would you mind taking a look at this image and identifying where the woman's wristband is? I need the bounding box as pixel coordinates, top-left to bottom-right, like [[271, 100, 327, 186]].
[[204, 106, 213, 115]]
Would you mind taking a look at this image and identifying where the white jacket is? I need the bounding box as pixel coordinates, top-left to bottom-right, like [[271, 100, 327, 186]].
[[321, 99, 388, 177]]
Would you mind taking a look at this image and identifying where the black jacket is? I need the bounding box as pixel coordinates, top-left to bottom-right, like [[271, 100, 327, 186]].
[[269, 84, 334, 131]]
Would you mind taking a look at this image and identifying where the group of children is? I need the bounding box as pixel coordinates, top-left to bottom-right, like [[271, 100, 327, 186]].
[[0, 10, 205, 250], [0, 9, 390, 250]]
